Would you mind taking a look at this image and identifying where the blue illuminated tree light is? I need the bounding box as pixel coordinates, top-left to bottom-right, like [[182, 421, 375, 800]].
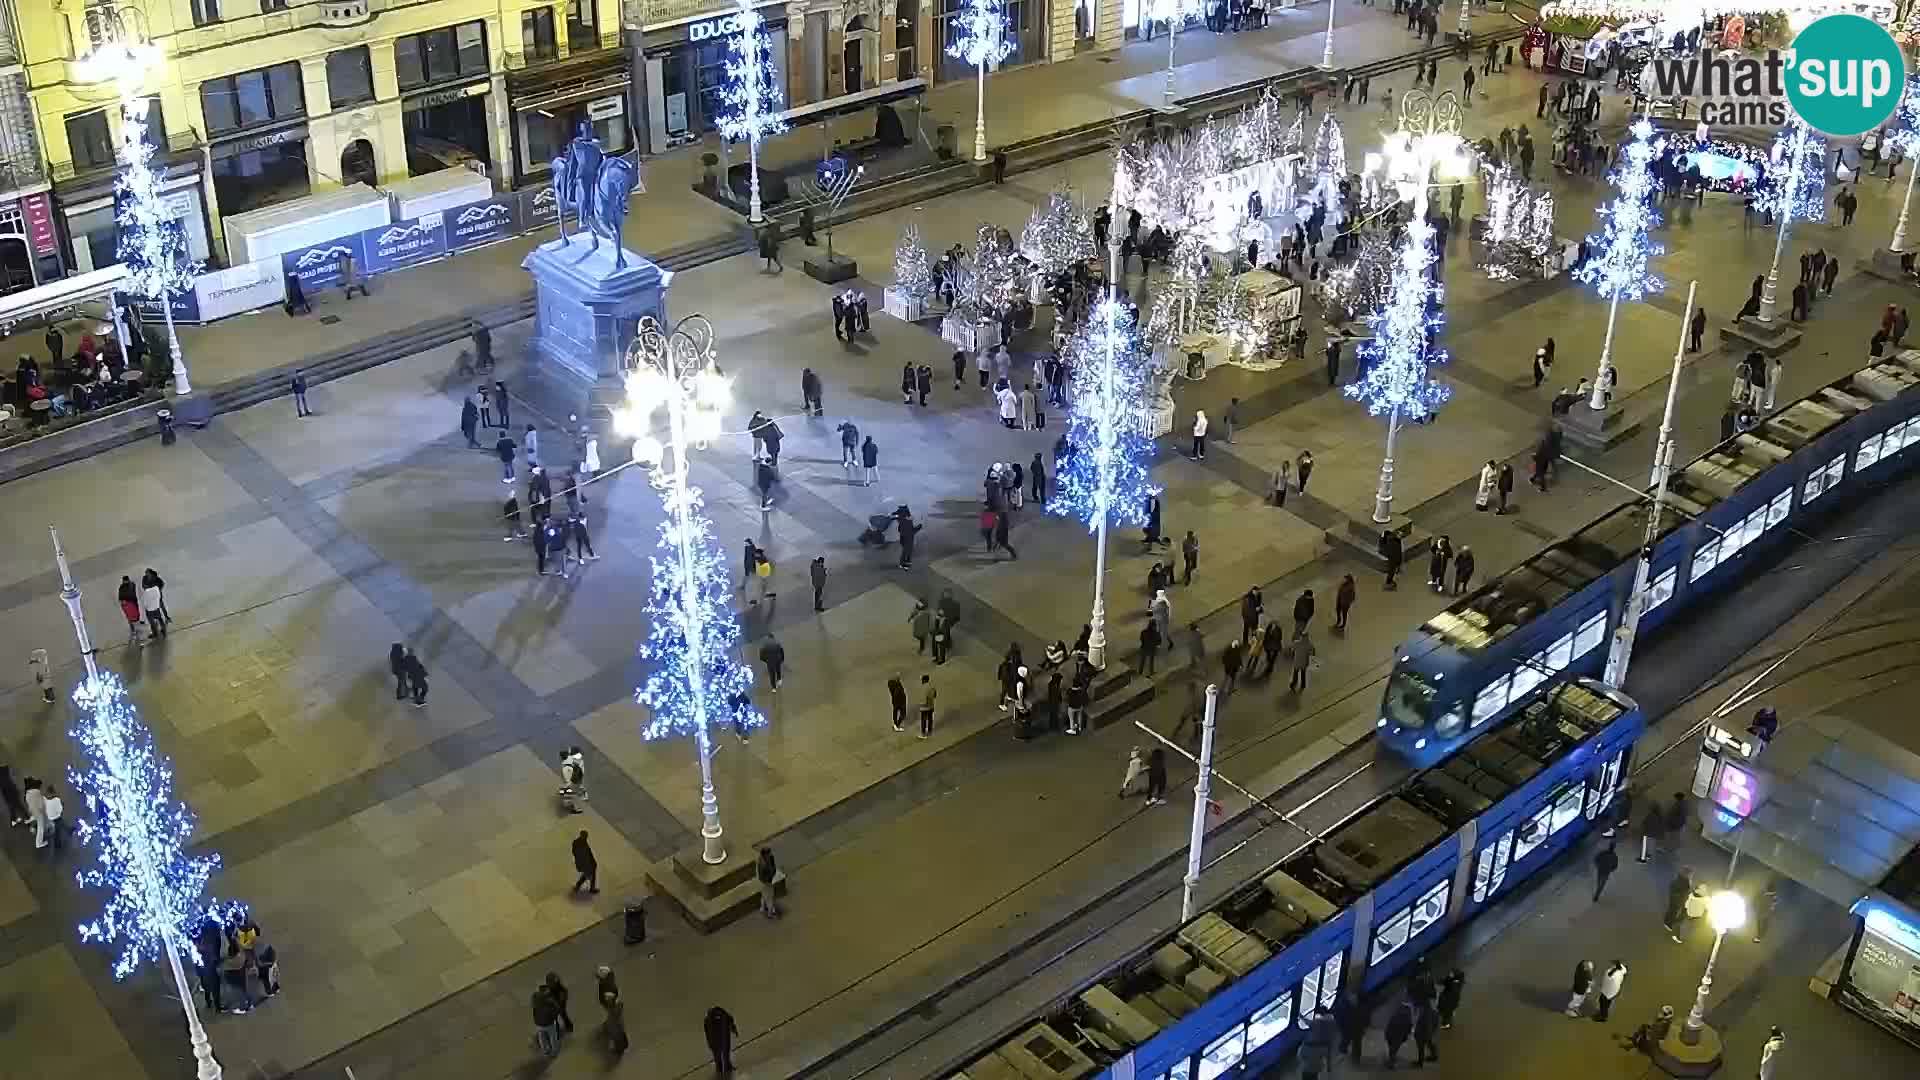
[[716, 0, 787, 222], [69, 671, 240, 981], [1049, 296, 1160, 533], [1344, 214, 1451, 424], [1758, 119, 1827, 227], [1574, 119, 1665, 307], [635, 482, 762, 745]]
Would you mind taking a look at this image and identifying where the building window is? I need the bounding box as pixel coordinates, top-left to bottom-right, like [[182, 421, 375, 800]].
[[396, 21, 491, 90], [201, 62, 306, 136], [895, 9, 917, 77], [567, 0, 599, 49], [66, 110, 115, 171], [523, 9, 558, 61], [191, 0, 222, 26], [327, 47, 376, 108], [260, 0, 289, 10]]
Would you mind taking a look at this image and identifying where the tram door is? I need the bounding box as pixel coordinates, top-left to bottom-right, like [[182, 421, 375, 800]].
[[1584, 749, 1625, 820]]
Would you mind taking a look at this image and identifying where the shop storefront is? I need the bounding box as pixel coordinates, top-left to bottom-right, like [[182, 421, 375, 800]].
[[639, 3, 790, 153], [207, 122, 312, 220], [0, 193, 60, 293], [401, 79, 495, 176], [506, 52, 633, 188], [57, 156, 215, 276]]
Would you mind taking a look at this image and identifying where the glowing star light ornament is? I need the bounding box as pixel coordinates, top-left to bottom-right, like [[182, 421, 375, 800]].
[[621, 316, 761, 865], [1573, 119, 1666, 411], [948, 0, 1014, 163], [1754, 118, 1826, 325], [716, 0, 787, 224]]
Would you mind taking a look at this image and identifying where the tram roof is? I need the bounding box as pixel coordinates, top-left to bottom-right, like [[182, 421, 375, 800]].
[[1419, 352, 1920, 656]]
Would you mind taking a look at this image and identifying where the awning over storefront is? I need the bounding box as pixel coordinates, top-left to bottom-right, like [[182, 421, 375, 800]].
[[0, 263, 128, 325]]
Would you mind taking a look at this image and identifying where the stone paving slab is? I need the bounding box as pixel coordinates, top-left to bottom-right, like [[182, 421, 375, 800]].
[[0, 944, 150, 1078]]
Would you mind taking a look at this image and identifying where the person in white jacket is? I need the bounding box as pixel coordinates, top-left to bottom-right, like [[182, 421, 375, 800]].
[[1758, 1026, 1785, 1080], [997, 385, 1020, 429], [1476, 460, 1497, 511], [1594, 960, 1626, 1021], [1191, 410, 1209, 459], [1119, 747, 1146, 797]]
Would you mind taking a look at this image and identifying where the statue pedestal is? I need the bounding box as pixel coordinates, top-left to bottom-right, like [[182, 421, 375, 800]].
[[521, 233, 670, 422]]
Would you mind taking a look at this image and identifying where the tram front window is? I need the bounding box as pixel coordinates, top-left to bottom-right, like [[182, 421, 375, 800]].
[[1385, 671, 1436, 729]]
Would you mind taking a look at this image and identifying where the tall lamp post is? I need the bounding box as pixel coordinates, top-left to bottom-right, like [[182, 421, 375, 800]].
[[76, 4, 195, 396], [1884, 77, 1920, 254], [1456, 0, 1470, 41], [949, 0, 1014, 163], [615, 316, 761, 864], [1350, 90, 1466, 524], [52, 528, 225, 1080], [1575, 119, 1665, 413], [1320, 0, 1338, 69], [1756, 119, 1824, 325], [1654, 888, 1748, 1071], [717, 0, 787, 225]]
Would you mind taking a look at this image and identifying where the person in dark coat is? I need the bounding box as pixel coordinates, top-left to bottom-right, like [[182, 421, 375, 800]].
[[898, 508, 921, 569], [760, 636, 786, 691], [705, 1005, 740, 1072], [1663, 867, 1694, 942], [571, 829, 599, 894], [888, 674, 908, 731], [1413, 1000, 1441, 1064], [801, 367, 823, 414], [460, 393, 480, 448], [1436, 970, 1465, 1028], [1380, 530, 1404, 589], [1144, 747, 1168, 804], [1334, 574, 1356, 630], [1453, 546, 1476, 595], [1292, 589, 1315, 637], [809, 556, 828, 612], [1222, 638, 1245, 692], [545, 972, 574, 1033], [402, 648, 428, 706], [1335, 991, 1369, 1062], [1593, 842, 1619, 901], [1384, 1000, 1415, 1068], [1239, 586, 1264, 642], [493, 380, 511, 429], [389, 643, 409, 700]]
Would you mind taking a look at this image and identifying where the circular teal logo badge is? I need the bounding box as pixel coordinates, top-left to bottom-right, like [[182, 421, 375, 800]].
[[1785, 14, 1905, 137]]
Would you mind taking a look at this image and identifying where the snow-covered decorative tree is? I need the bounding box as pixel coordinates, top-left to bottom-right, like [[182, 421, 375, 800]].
[[1318, 230, 1395, 322], [893, 221, 933, 300], [1020, 191, 1095, 281], [716, 0, 787, 222], [1479, 164, 1557, 281], [1311, 113, 1347, 185], [961, 222, 1023, 322], [1573, 118, 1665, 409], [116, 97, 199, 393]]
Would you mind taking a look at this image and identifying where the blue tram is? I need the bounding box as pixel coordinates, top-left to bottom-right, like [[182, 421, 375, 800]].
[[947, 679, 1641, 1080], [1380, 351, 1920, 766]]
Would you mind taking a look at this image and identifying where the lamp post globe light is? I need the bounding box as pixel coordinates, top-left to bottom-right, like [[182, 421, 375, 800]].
[[948, 0, 1015, 163], [75, 4, 196, 396], [1351, 90, 1466, 524], [1650, 887, 1747, 1075], [615, 315, 763, 865]]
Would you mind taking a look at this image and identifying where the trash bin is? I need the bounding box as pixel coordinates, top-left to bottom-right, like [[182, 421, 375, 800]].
[[157, 408, 176, 446], [622, 899, 647, 944]]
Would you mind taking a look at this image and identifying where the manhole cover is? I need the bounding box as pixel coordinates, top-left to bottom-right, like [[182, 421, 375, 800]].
[[320, 315, 342, 325]]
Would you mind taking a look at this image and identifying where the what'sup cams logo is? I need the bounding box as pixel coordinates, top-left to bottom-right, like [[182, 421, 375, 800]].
[[1647, 14, 1904, 135]]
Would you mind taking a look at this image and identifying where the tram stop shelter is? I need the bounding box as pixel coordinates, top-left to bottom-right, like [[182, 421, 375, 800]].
[[1690, 709, 1920, 1049]]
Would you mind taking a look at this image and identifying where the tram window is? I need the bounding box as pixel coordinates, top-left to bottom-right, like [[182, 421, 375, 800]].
[[1409, 879, 1450, 939], [1198, 1027, 1246, 1080], [1169, 1058, 1192, 1080], [1320, 953, 1343, 1009], [1900, 420, 1919, 452], [1299, 966, 1322, 1024], [1804, 471, 1825, 504], [1647, 567, 1676, 611], [1248, 991, 1294, 1049], [1384, 671, 1436, 729], [1766, 490, 1792, 528], [1690, 538, 1720, 583], [1512, 804, 1552, 862], [1550, 784, 1585, 834], [1858, 434, 1884, 470], [1472, 675, 1510, 727], [1371, 907, 1413, 964], [1510, 663, 1543, 702], [1574, 612, 1607, 658], [1741, 509, 1766, 548], [1825, 456, 1846, 489], [1471, 840, 1496, 902], [1545, 633, 1573, 672]]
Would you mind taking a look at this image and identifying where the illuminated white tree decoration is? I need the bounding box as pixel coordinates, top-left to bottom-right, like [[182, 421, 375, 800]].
[[1479, 164, 1556, 281], [1351, 90, 1466, 524], [1753, 118, 1825, 326], [1318, 230, 1395, 322], [893, 221, 934, 301], [1887, 76, 1920, 253], [614, 315, 762, 865], [51, 527, 229, 1080], [716, 0, 788, 224], [1573, 119, 1665, 410], [960, 223, 1023, 325], [948, 0, 1014, 164], [1020, 191, 1095, 282], [1049, 185, 1159, 669]]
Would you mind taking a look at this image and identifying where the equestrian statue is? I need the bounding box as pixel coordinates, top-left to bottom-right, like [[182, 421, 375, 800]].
[[547, 123, 643, 270]]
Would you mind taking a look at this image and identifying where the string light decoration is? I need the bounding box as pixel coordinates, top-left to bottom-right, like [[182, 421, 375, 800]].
[[616, 315, 760, 864], [948, 0, 1014, 162], [1345, 213, 1451, 424], [960, 223, 1023, 322], [1756, 119, 1827, 226], [1574, 119, 1666, 305], [1051, 296, 1160, 532], [893, 221, 934, 301], [1886, 76, 1920, 252], [1311, 113, 1348, 186], [1020, 191, 1095, 281], [115, 94, 197, 394], [716, 0, 787, 223], [68, 671, 241, 981], [1479, 164, 1557, 280], [1318, 230, 1396, 321]]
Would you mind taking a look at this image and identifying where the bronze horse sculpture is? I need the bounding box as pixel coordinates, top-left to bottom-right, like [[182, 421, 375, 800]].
[[547, 123, 641, 269]]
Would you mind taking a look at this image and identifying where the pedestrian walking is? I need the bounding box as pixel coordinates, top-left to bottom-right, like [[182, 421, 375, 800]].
[[600, 969, 629, 1054], [1222, 397, 1240, 443], [910, 600, 931, 654], [1180, 530, 1200, 585], [389, 642, 409, 700], [1191, 410, 1209, 458], [862, 435, 879, 486], [524, 424, 541, 469], [1290, 630, 1316, 692], [1151, 588, 1172, 642], [1384, 1000, 1415, 1068], [1594, 960, 1626, 1021], [1260, 620, 1285, 677], [1381, 529, 1404, 589], [760, 635, 785, 692], [1297, 449, 1314, 493], [495, 431, 517, 484], [1222, 638, 1245, 692], [1239, 586, 1264, 642], [756, 845, 781, 918], [402, 648, 428, 706], [801, 366, 823, 416], [23, 778, 45, 849], [1031, 452, 1047, 503], [1752, 880, 1779, 942], [705, 1005, 739, 1073], [291, 369, 311, 417], [918, 674, 937, 737], [1334, 574, 1356, 631], [1138, 621, 1162, 675], [1428, 535, 1453, 591], [461, 393, 481, 448], [141, 577, 166, 639], [888, 673, 908, 731], [1593, 842, 1619, 900], [1566, 959, 1595, 1016], [1145, 747, 1168, 804], [809, 555, 827, 612], [837, 419, 860, 469], [117, 576, 143, 647], [1453, 546, 1475, 595], [1758, 1025, 1785, 1080], [1663, 867, 1695, 942], [1120, 746, 1147, 797], [1292, 588, 1315, 638], [571, 829, 599, 894], [38, 783, 63, 853], [1689, 306, 1707, 352], [1301, 1013, 1337, 1079], [545, 972, 575, 1034], [1497, 461, 1514, 513], [1412, 965, 1453, 1030], [532, 985, 563, 1056], [559, 746, 588, 812]]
